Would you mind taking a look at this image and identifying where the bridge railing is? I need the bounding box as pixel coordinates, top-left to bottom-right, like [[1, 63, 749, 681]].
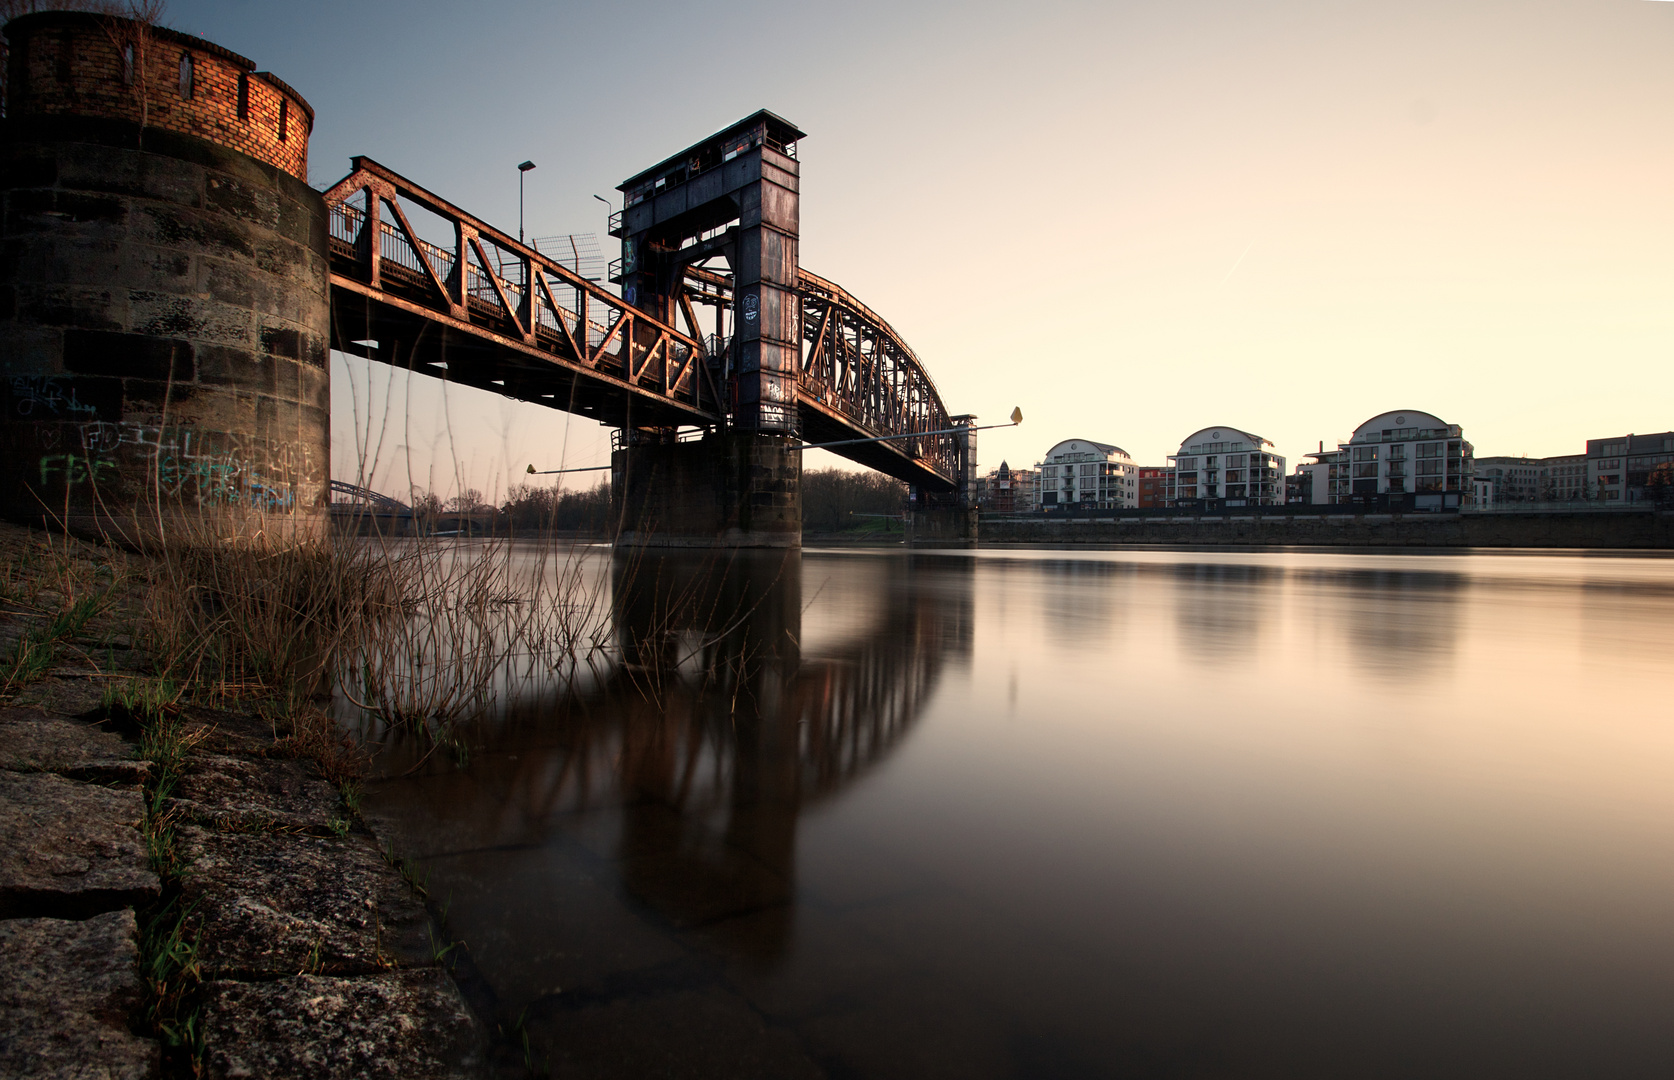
[[324, 158, 715, 414], [332, 201, 650, 361]]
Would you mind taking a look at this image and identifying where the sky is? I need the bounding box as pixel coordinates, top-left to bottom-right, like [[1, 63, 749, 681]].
[[168, 0, 1674, 500]]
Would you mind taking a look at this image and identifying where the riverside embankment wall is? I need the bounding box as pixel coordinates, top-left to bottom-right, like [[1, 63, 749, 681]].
[[980, 510, 1674, 549]]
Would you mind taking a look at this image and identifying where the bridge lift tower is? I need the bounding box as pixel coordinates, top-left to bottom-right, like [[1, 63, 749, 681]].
[[609, 111, 806, 547]]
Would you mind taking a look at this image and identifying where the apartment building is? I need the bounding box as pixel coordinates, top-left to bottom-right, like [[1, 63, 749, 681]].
[[1474, 457, 1544, 502], [1464, 432, 1673, 504], [1165, 427, 1285, 505], [1036, 439, 1137, 509], [1543, 455, 1588, 500], [1587, 431, 1674, 502], [1300, 409, 1472, 505]]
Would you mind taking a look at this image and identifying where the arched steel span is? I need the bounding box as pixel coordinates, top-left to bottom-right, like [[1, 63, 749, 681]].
[[792, 270, 959, 491]]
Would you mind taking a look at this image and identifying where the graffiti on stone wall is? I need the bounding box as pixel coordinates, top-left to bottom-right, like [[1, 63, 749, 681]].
[[32, 419, 318, 512], [7, 376, 106, 420], [38, 453, 119, 488]]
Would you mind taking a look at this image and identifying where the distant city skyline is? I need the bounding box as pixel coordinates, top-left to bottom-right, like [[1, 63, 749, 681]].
[[165, 0, 1674, 501]]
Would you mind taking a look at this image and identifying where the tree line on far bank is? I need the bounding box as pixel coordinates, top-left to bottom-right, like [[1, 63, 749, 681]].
[[397, 467, 907, 535]]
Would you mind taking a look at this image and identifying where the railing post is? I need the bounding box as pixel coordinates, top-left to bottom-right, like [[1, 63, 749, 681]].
[[518, 253, 535, 344], [453, 221, 472, 317], [364, 186, 382, 291]]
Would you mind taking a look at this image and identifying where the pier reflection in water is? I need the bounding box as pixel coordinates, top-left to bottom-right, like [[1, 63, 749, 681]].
[[364, 547, 1674, 1079]]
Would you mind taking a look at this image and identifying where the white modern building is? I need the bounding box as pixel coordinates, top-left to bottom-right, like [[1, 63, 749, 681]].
[[1165, 427, 1284, 505], [1291, 457, 1330, 504], [1301, 410, 1473, 506], [1036, 439, 1137, 509]]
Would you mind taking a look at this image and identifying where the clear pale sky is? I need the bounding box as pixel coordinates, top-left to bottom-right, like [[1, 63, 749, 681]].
[[169, 0, 1674, 500]]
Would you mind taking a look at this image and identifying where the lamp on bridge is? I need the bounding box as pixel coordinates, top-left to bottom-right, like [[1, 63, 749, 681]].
[[517, 160, 536, 243]]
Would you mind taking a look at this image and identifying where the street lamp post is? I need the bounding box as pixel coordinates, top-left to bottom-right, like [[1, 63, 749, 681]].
[[517, 160, 536, 244]]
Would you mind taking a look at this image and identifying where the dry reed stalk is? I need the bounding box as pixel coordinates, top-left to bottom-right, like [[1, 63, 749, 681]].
[[338, 534, 619, 744]]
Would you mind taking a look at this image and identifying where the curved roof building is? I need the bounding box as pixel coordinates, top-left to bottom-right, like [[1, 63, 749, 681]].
[[1166, 426, 1285, 505], [1037, 438, 1136, 509], [1303, 409, 1472, 505]]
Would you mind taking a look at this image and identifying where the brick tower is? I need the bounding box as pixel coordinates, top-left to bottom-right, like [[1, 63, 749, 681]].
[[0, 11, 329, 541]]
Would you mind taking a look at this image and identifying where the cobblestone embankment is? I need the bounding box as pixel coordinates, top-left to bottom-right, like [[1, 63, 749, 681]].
[[0, 525, 485, 1079]]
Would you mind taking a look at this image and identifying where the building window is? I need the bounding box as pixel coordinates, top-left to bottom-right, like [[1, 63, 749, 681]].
[[237, 73, 249, 119], [279, 98, 289, 141], [121, 43, 135, 86], [178, 52, 193, 100]]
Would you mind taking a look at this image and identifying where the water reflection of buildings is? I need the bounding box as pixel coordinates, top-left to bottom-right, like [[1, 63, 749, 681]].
[[442, 550, 972, 963], [1032, 559, 1137, 644], [1171, 562, 1276, 662], [1158, 560, 1464, 677], [1297, 566, 1464, 681]]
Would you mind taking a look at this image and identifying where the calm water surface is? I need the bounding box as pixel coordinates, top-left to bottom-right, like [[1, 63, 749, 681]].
[[363, 547, 1674, 1078]]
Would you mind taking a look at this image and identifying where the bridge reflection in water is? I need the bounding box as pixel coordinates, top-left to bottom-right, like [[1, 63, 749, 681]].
[[362, 549, 971, 1042]]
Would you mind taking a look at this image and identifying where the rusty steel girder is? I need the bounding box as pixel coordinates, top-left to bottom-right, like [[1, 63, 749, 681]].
[[794, 270, 959, 489], [323, 158, 722, 430]]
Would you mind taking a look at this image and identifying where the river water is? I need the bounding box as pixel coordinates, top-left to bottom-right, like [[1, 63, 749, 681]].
[[362, 546, 1674, 1079]]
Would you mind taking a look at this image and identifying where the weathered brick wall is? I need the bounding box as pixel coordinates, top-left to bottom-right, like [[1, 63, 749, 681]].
[[4, 12, 311, 182]]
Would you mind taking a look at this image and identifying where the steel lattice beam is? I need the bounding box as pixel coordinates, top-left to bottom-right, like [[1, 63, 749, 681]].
[[794, 270, 959, 490], [323, 158, 722, 431]]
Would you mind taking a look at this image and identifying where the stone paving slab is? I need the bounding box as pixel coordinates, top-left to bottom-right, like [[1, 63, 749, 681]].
[[199, 970, 482, 1080], [0, 908, 160, 1079], [179, 826, 433, 978], [171, 752, 340, 832], [179, 708, 280, 757], [0, 770, 158, 919], [0, 707, 149, 785], [12, 676, 110, 718]]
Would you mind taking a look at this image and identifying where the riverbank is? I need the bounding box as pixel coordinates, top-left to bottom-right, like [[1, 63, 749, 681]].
[[979, 507, 1674, 548], [0, 522, 485, 1079]]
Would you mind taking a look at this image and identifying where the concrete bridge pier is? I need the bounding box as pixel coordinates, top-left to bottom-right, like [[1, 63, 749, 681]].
[[908, 414, 979, 548], [907, 490, 978, 548], [611, 427, 800, 548]]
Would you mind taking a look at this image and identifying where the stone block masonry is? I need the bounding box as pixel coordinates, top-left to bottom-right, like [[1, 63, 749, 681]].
[[614, 430, 802, 548]]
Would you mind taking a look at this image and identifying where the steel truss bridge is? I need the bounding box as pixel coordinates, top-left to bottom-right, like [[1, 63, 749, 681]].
[[323, 158, 960, 491]]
